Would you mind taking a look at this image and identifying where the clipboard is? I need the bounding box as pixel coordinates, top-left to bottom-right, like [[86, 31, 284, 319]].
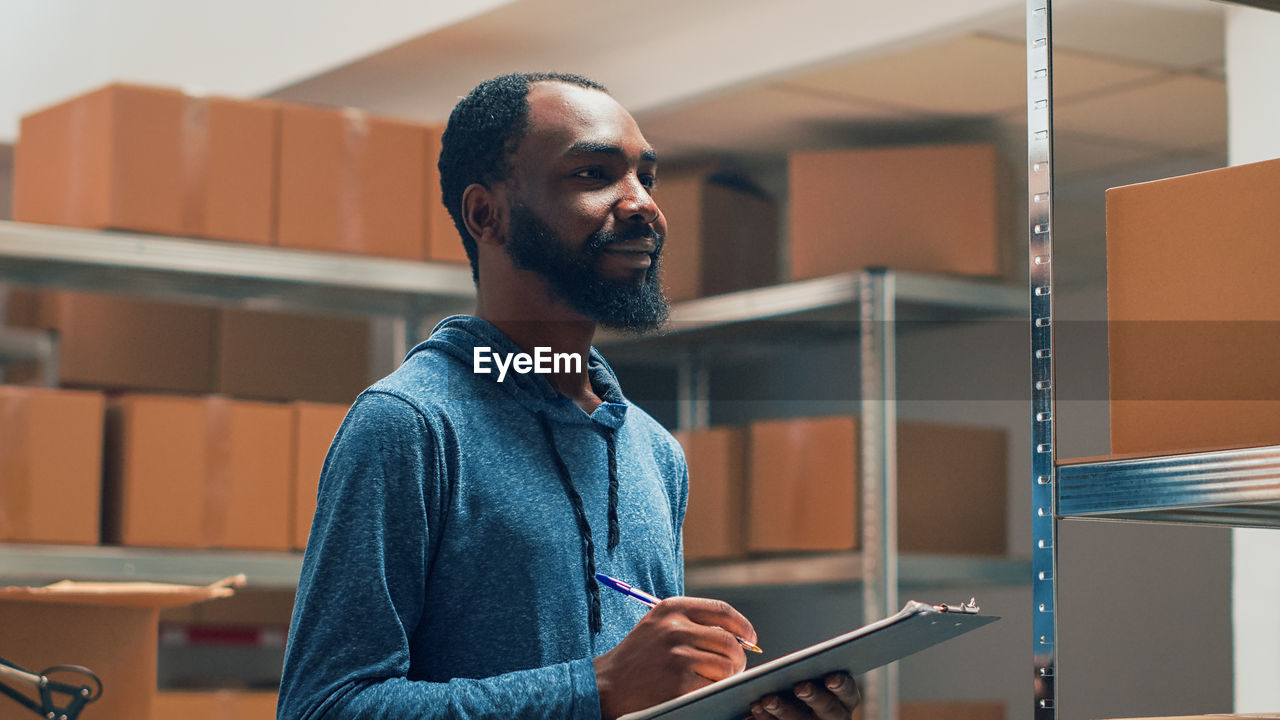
[[618, 600, 999, 720]]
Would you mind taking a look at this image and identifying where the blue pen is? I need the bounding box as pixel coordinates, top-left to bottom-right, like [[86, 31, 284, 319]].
[[595, 573, 763, 653]]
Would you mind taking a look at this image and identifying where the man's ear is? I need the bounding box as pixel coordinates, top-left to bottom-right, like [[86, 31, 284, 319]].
[[461, 183, 506, 248]]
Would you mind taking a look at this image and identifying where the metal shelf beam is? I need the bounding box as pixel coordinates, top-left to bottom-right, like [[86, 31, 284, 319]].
[[0, 220, 475, 321], [1057, 446, 1280, 527], [685, 552, 1030, 591]]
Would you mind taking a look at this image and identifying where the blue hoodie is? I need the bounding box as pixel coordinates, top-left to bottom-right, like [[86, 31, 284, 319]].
[[277, 315, 688, 720]]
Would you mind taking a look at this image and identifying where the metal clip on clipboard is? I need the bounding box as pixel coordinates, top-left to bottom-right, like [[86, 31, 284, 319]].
[[936, 598, 981, 614], [0, 654, 103, 720]]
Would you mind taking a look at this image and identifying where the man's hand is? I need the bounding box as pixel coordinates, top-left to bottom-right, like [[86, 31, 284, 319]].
[[593, 596, 757, 720], [749, 673, 861, 720]]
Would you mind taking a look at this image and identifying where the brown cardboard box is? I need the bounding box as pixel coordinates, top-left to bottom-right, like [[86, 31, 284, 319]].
[[789, 144, 1014, 281], [0, 578, 238, 720], [1107, 157, 1280, 457], [748, 416, 1007, 554], [200, 97, 280, 245], [214, 308, 370, 404], [894, 701, 1005, 720], [674, 426, 749, 561], [748, 416, 858, 552], [104, 395, 292, 549], [104, 395, 209, 548], [423, 125, 469, 264], [897, 421, 1007, 555], [277, 105, 428, 259], [13, 83, 278, 243], [6, 289, 217, 394], [657, 171, 779, 302], [290, 402, 349, 549], [0, 386, 105, 544], [152, 691, 278, 720], [207, 398, 292, 551]]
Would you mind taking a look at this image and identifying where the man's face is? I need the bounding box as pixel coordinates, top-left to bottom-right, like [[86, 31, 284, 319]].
[[501, 82, 670, 333]]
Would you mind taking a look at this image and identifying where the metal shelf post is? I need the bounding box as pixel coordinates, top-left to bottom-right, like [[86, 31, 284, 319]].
[[1027, 0, 1059, 717], [859, 268, 898, 720]]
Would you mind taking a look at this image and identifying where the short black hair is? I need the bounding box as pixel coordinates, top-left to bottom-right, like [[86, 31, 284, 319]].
[[439, 72, 609, 282]]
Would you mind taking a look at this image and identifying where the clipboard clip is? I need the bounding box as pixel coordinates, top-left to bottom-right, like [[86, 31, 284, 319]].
[[935, 598, 980, 614]]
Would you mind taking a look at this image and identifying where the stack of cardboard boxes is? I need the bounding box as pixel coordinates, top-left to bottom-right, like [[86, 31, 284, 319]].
[[0, 386, 346, 553], [677, 416, 1008, 562]]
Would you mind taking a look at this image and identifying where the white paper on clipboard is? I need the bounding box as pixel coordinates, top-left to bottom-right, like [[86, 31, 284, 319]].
[[618, 600, 999, 720]]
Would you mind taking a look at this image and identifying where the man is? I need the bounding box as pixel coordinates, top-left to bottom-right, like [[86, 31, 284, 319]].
[[277, 72, 861, 720]]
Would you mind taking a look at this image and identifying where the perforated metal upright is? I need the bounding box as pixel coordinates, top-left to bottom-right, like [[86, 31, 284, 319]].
[[1026, 1, 1058, 717]]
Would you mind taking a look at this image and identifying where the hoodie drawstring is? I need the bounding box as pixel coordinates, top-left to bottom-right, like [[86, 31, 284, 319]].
[[537, 412, 621, 635]]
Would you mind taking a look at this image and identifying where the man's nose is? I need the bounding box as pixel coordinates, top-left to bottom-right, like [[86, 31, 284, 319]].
[[616, 175, 660, 225]]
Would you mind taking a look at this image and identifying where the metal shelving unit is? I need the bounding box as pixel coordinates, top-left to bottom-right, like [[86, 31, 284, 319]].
[[1026, 1, 1280, 717], [0, 220, 477, 589], [0, 220, 477, 352], [1, 221, 1028, 720], [605, 266, 1027, 720], [687, 552, 1030, 592]]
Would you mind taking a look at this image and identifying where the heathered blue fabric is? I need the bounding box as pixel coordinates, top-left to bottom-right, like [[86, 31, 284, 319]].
[[277, 315, 688, 720]]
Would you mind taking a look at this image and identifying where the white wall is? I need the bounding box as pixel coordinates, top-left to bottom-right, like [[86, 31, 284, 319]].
[[1226, 5, 1280, 712]]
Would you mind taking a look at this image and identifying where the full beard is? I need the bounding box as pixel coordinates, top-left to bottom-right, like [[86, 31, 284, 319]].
[[504, 202, 669, 334]]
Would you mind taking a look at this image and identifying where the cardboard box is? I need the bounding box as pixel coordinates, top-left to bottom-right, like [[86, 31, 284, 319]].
[[104, 395, 292, 550], [215, 308, 370, 404], [895, 701, 1005, 720], [748, 416, 858, 552], [1107, 157, 1280, 457], [206, 398, 292, 551], [290, 402, 349, 550], [0, 578, 238, 720], [0, 386, 105, 544], [674, 426, 749, 561], [6, 289, 218, 394], [277, 105, 428, 259], [747, 416, 1007, 554], [13, 83, 278, 243], [657, 171, 779, 301], [423, 125, 469, 264], [897, 421, 1007, 555], [788, 144, 1014, 281], [200, 97, 280, 245], [152, 691, 278, 720], [104, 395, 209, 548]]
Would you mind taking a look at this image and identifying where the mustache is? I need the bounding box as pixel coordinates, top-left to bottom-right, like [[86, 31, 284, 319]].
[[585, 225, 664, 255]]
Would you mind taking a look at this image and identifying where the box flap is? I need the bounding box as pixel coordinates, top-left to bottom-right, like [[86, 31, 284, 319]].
[[0, 574, 244, 609]]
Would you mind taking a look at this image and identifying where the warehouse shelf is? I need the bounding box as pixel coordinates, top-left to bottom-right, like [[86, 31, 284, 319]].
[[1056, 445, 1280, 528], [686, 552, 1030, 591], [1026, 0, 1280, 716], [0, 544, 303, 590], [0, 220, 475, 320], [0, 543, 1029, 597], [597, 269, 1025, 362]]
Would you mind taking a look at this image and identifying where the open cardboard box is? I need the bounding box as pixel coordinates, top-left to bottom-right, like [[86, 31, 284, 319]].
[[0, 576, 244, 720]]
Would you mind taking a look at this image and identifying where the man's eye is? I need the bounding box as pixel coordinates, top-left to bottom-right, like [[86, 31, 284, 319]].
[[639, 174, 658, 190], [573, 167, 606, 180]]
